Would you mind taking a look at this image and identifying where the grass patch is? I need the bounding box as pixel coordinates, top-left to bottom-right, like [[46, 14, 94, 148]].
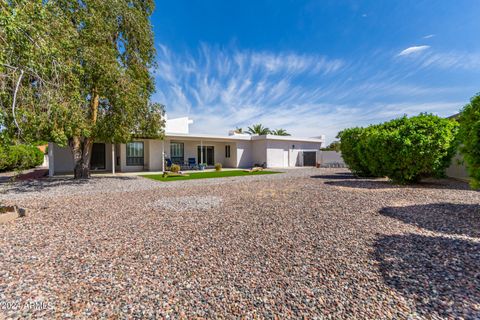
[[141, 170, 281, 181]]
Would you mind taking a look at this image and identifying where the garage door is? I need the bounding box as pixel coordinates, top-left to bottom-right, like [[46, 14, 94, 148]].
[[303, 151, 316, 166]]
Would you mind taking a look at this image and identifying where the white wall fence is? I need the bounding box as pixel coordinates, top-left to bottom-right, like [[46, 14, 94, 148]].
[[446, 153, 470, 182], [317, 151, 346, 168], [318, 151, 470, 181]]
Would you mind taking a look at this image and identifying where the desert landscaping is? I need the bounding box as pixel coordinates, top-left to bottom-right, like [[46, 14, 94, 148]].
[[0, 168, 478, 318]]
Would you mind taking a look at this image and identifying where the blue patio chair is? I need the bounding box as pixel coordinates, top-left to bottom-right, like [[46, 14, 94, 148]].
[[188, 157, 198, 170], [165, 158, 172, 168]]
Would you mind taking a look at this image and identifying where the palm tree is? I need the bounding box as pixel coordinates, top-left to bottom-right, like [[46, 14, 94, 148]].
[[271, 128, 291, 136], [246, 124, 271, 135]]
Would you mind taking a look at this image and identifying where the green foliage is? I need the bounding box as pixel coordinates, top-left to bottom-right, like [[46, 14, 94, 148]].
[[247, 124, 271, 135], [338, 114, 458, 184], [214, 163, 222, 171], [321, 140, 341, 151], [457, 94, 480, 189], [0, 144, 44, 172], [0, 0, 164, 178], [170, 164, 180, 173], [271, 128, 291, 136], [337, 127, 374, 177]]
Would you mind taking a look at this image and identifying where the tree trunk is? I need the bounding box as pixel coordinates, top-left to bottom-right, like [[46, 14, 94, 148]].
[[69, 136, 93, 179], [68, 89, 99, 179]]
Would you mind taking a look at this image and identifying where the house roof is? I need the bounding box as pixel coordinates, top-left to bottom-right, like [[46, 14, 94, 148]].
[[165, 132, 325, 143]]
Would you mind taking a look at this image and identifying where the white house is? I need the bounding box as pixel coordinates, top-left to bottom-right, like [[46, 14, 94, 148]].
[[48, 116, 325, 175]]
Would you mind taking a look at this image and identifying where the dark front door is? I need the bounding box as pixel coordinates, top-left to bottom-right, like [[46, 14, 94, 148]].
[[91, 143, 106, 170], [197, 146, 214, 165], [303, 151, 316, 166]]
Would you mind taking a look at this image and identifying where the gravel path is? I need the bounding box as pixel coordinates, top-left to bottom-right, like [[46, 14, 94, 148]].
[[0, 168, 479, 319]]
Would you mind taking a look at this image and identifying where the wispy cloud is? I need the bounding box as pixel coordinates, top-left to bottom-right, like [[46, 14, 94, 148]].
[[423, 34, 435, 39], [420, 52, 480, 70], [153, 43, 469, 142], [398, 45, 430, 56]]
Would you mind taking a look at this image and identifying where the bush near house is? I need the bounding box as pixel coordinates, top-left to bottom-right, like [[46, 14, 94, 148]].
[[337, 127, 375, 177], [338, 114, 458, 184], [214, 163, 222, 171], [170, 164, 181, 173], [457, 94, 480, 189], [0, 144, 44, 172]]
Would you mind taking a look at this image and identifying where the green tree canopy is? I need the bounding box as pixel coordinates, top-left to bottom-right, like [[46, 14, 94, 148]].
[[338, 114, 458, 184], [271, 128, 290, 136], [457, 93, 480, 189], [0, 0, 164, 178], [246, 124, 270, 135]]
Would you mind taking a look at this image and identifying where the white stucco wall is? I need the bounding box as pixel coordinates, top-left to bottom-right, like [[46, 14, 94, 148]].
[[236, 141, 252, 168], [266, 141, 288, 167], [318, 151, 345, 166], [50, 142, 113, 174], [165, 117, 192, 134], [446, 153, 470, 181], [251, 140, 267, 166]]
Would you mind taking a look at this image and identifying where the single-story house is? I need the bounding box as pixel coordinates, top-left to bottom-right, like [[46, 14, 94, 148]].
[[48, 116, 325, 175]]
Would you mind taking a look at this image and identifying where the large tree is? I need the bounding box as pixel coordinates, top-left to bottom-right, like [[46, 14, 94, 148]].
[[0, 0, 164, 179]]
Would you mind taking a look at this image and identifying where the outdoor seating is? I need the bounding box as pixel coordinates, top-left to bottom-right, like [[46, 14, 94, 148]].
[[188, 157, 198, 170]]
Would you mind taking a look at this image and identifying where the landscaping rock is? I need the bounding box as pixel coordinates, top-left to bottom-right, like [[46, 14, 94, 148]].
[[0, 168, 478, 318]]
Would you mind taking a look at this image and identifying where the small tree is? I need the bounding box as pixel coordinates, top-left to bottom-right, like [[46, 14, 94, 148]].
[[457, 94, 480, 189], [246, 124, 271, 135], [271, 128, 291, 136]]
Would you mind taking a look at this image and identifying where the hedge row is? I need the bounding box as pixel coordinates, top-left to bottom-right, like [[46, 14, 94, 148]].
[[457, 94, 480, 189], [338, 114, 458, 184], [0, 144, 45, 172]]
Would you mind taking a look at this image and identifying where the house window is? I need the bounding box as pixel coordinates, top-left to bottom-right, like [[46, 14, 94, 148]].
[[225, 145, 231, 158], [170, 142, 184, 164], [126, 142, 144, 166]]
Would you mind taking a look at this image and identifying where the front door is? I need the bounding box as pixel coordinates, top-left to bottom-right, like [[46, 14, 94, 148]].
[[91, 143, 106, 170], [197, 146, 214, 165]]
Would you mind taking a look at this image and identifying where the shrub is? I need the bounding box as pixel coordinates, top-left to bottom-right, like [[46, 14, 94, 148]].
[[338, 114, 458, 184], [0, 144, 44, 172], [457, 94, 480, 189], [214, 163, 222, 171], [170, 164, 180, 173]]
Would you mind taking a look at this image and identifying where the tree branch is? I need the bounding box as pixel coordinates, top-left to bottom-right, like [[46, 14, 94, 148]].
[[12, 69, 24, 136]]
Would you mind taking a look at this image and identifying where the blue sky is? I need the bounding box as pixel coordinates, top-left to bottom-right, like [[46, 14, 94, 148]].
[[151, 0, 480, 142]]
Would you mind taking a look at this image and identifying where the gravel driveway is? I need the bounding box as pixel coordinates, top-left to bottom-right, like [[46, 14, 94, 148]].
[[0, 168, 479, 319]]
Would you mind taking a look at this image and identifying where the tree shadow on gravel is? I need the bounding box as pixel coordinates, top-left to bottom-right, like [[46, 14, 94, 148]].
[[323, 179, 471, 191], [374, 233, 480, 318], [380, 203, 480, 238], [310, 172, 359, 180], [0, 176, 137, 194]]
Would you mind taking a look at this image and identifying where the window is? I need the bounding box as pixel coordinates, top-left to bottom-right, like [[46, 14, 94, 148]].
[[126, 142, 144, 166], [225, 145, 231, 158], [170, 142, 184, 164]]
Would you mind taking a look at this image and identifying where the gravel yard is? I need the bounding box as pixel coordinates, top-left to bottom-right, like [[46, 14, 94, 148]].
[[0, 168, 479, 319]]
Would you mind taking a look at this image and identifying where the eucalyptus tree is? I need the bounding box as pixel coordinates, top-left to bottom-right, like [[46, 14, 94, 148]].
[[0, 0, 164, 179]]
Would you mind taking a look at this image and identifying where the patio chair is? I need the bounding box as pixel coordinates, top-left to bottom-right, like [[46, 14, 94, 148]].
[[187, 157, 198, 170], [165, 158, 172, 169]]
